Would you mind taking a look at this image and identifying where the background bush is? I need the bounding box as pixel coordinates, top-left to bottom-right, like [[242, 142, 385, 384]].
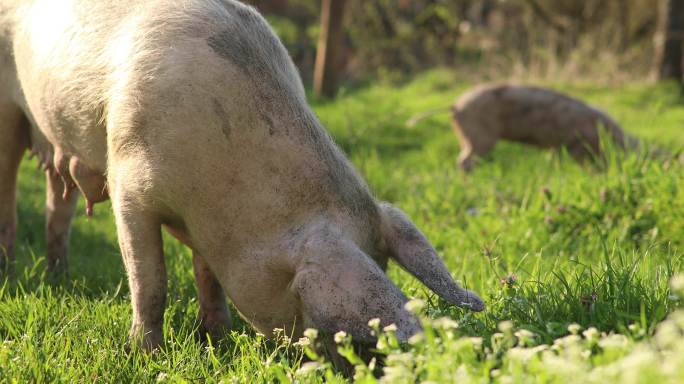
[[249, 0, 663, 83]]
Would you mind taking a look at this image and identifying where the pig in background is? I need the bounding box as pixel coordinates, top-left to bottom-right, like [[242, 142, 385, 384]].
[[407, 84, 643, 172]]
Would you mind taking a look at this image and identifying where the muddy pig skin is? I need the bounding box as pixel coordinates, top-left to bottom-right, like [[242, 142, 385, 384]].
[[0, 0, 484, 349]]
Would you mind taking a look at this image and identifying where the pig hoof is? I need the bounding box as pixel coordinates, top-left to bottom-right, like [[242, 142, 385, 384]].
[[46, 270, 69, 285], [46, 261, 69, 280], [0, 256, 14, 278], [198, 313, 232, 342], [129, 325, 163, 352]]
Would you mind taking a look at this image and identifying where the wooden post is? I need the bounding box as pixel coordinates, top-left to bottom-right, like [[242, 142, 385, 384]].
[[617, 0, 630, 52], [655, 0, 684, 81], [313, 0, 347, 98]]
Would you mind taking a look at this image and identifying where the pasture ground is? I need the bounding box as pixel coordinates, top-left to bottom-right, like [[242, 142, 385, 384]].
[[1, 70, 684, 382]]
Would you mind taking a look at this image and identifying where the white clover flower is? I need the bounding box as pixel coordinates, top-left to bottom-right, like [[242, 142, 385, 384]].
[[554, 334, 582, 348], [383, 324, 398, 333], [506, 347, 537, 363], [386, 352, 414, 365], [514, 329, 537, 346], [491, 332, 504, 344], [408, 333, 424, 345], [294, 337, 311, 347], [655, 320, 680, 349], [515, 329, 536, 338], [404, 298, 426, 314], [380, 365, 413, 384], [376, 337, 388, 350], [670, 311, 684, 328], [368, 357, 377, 371], [498, 320, 514, 333], [582, 327, 599, 341], [539, 353, 587, 379], [368, 318, 381, 329], [530, 345, 549, 354], [334, 331, 348, 344], [303, 328, 318, 340], [469, 337, 484, 350], [670, 274, 684, 294], [616, 346, 657, 373], [295, 361, 323, 376], [567, 323, 582, 335], [433, 317, 460, 330], [598, 334, 630, 350]]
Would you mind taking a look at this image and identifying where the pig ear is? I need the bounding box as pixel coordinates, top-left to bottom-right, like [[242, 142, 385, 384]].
[[293, 237, 421, 343], [379, 203, 485, 311]]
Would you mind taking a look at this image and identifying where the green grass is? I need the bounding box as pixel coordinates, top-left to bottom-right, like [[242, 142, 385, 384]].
[[2, 70, 684, 382]]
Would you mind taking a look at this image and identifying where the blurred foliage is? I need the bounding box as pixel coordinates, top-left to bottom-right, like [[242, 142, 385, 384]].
[[248, 0, 661, 84]]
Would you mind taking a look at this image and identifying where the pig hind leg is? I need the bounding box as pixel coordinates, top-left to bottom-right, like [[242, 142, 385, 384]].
[[192, 252, 231, 341], [0, 104, 28, 275], [45, 169, 79, 277]]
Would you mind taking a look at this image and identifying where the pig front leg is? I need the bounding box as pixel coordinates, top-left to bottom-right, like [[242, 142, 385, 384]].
[[452, 116, 497, 173], [45, 169, 79, 277], [111, 191, 166, 350], [192, 252, 232, 341]]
